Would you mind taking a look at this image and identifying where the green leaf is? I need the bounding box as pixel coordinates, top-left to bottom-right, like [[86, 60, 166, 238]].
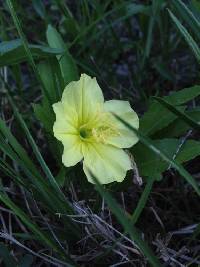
[[32, 0, 46, 19], [154, 97, 200, 131], [124, 3, 149, 16], [38, 61, 57, 103], [38, 58, 64, 103], [172, 0, 200, 41], [133, 139, 200, 179], [55, 166, 66, 187], [140, 101, 186, 136], [19, 254, 33, 267], [0, 243, 17, 267], [133, 139, 179, 178], [115, 115, 200, 196], [156, 108, 200, 138], [53, 0, 80, 35], [46, 24, 78, 85], [168, 9, 200, 62], [35, 58, 64, 136], [140, 85, 200, 136], [164, 85, 200, 105], [153, 60, 174, 81], [191, 0, 200, 13], [175, 140, 200, 163], [0, 39, 65, 67], [33, 102, 55, 133]]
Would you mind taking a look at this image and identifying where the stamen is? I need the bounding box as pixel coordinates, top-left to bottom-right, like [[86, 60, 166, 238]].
[[92, 124, 120, 143]]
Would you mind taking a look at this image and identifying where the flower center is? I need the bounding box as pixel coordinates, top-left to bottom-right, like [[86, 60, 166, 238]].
[[79, 125, 92, 139], [79, 117, 120, 144]]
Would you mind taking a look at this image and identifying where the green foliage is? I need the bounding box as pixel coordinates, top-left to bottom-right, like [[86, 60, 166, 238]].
[[46, 24, 78, 85], [133, 84, 200, 183], [156, 108, 200, 138], [139, 102, 186, 136], [0, 242, 33, 267], [133, 139, 200, 179], [32, 0, 47, 20], [0, 39, 64, 67], [92, 172, 162, 267], [164, 85, 200, 105], [0, 242, 34, 267], [154, 96, 200, 130], [0, 0, 200, 265], [172, 0, 200, 41], [0, 243, 17, 267], [168, 8, 200, 62], [140, 85, 200, 135], [18, 255, 34, 267]]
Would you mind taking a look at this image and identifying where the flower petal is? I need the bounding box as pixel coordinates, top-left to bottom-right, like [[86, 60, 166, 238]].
[[82, 143, 132, 184], [53, 101, 78, 141], [62, 137, 83, 167], [104, 100, 139, 148], [61, 74, 104, 124]]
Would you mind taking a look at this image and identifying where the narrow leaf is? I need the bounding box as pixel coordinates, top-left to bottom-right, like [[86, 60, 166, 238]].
[[172, 0, 200, 40], [168, 9, 200, 62], [46, 24, 78, 85], [0, 39, 64, 67]]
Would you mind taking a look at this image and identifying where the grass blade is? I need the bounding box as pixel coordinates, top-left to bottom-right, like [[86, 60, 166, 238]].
[[89, 171, 162, 267], [168, 8, 200, 62], [0, 76, 80, 235], [131, 177, 155, 224], [7, 94, 64, 197], [6, 0, 51, 103], [0, 190, 75, 265], [172, 0, 200, 41]]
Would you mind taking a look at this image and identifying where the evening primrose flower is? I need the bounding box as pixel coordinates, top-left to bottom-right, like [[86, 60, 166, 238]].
[[53, 74, 139, 184]]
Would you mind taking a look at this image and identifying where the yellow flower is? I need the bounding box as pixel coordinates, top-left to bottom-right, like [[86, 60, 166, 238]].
[[53, 74, 139, 184]]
